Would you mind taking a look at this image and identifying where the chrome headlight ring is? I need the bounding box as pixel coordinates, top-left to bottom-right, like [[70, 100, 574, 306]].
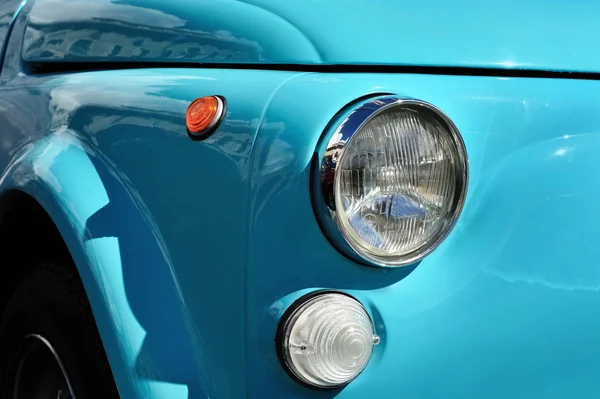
[[315, 96, 468, 267]]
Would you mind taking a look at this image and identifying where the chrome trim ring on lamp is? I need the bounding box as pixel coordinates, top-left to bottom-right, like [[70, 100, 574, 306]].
[[317, 96, 469, 267], [275, 290, 378, 390]]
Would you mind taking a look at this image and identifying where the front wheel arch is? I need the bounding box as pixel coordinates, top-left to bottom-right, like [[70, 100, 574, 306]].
[[0, 190, 73, 321], [0, 132, 214, 399]]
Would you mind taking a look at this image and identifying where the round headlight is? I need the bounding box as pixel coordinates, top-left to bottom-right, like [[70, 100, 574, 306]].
[[318, 96, 468, 267], [276, 292, 378, 389]]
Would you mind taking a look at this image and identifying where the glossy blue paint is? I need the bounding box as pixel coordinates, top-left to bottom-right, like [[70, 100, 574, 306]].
[[22, 0, 321, 65], [1, 1, 600, 399], [20, 0, 600, 73], [248, 73, 600, 398], [0, 0, 26, 65], [1, 7, 302, 398]]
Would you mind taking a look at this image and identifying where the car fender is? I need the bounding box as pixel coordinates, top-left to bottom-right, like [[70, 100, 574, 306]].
[[0, 130, 214, 399]]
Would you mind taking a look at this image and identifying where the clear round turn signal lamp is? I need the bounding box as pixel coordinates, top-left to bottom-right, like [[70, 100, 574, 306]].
[[277, 292, 379, 389], [277, 96, 468, 389]]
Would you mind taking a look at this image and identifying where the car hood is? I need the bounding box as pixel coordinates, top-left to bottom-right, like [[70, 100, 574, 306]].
[[22, 0, 600, 73]]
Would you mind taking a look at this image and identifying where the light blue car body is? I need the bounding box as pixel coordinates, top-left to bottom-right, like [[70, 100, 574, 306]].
[[0, 0, 599, 398]]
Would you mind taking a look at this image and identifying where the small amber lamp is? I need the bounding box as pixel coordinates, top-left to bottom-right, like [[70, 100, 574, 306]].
[[186, 96, 225, 139]]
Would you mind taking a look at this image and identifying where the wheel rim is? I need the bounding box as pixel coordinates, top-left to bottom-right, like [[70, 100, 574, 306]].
[[8, 334, 76, 399]]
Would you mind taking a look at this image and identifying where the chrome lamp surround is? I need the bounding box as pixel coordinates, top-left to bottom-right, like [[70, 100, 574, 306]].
[[315, 96, 469, 267]]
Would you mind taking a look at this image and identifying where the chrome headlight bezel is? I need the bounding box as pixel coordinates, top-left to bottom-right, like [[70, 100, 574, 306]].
[[314, 96, 469, 267]]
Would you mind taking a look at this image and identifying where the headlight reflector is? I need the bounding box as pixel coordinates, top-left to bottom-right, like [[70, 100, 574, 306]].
[[319, 97, 468, 267], [277, 292, 377, 389]]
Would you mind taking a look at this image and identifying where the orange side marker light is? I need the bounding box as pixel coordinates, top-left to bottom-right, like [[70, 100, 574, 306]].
[[186, 96, 225, 139]]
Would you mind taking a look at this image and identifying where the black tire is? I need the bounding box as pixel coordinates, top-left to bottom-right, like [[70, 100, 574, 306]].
[[0, 262, 119, 398]]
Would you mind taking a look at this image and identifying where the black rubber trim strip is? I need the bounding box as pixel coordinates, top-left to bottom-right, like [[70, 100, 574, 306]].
[[25, 61, 600, 80]]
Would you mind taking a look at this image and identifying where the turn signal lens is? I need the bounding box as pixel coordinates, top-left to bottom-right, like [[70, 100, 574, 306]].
[[186, 96, 225, 137], [277, 292, 378, 389]]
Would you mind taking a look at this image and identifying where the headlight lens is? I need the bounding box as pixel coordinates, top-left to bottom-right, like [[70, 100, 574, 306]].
[[319, 97, 468, 267], [277, 292, 378, 389]]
